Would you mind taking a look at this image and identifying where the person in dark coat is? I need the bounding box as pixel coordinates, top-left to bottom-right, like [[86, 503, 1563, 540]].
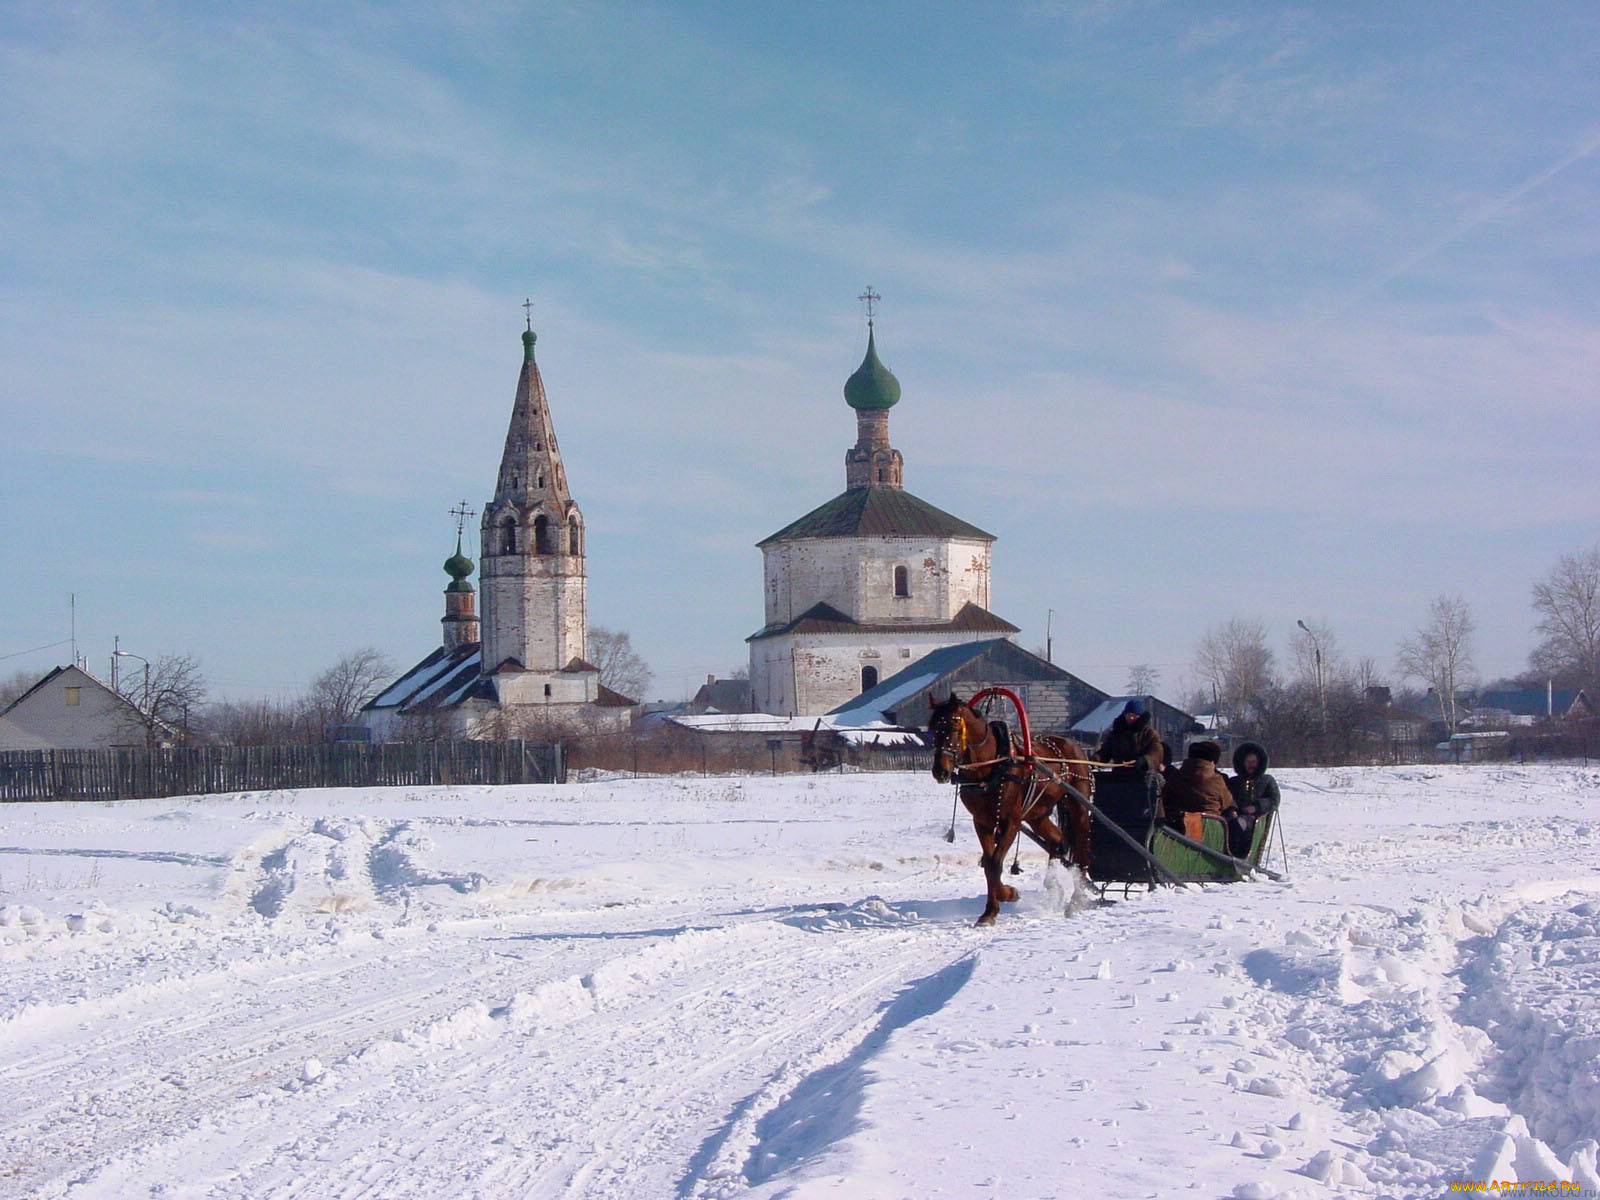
[[1224, 741, 1281, 857], [1164, 740, 1232, 826], [1094, 699, 1165, 775]]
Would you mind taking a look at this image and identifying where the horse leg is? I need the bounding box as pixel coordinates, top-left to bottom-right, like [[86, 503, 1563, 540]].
[[968, 810, 1005, 926], [1023, 794, 1068, 860]]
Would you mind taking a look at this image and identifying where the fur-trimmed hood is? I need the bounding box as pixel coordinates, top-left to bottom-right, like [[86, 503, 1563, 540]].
[[1233, 741, 1270, 776]]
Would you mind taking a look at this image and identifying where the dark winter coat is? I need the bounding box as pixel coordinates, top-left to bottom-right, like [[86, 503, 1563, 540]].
[[1227, 742, 1281, 816], [1165, 756, 1231, 816], [1094, 712, 1165, 775]]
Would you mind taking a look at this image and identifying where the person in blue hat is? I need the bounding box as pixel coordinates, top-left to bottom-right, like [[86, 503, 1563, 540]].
[[1093, 698, 1165, 774]]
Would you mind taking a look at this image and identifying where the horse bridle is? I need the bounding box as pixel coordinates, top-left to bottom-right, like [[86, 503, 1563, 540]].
[[933, 709, 997, 785]]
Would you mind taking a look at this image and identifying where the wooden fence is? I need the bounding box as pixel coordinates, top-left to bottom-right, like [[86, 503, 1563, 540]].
[[0, 740, 565, 803]]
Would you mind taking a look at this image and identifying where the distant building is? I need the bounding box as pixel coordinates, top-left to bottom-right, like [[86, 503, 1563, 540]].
[[362, 323, 636, 741], [748, 307, 1017, 716], [0, 665, 175, 751], [687, 675, 755, 714]]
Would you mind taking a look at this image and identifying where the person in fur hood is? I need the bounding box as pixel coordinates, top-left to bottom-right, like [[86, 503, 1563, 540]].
[[1164, 740, 1232, 824], [1224, 741, 1280, 857], [1093, 699, 1165, 775]]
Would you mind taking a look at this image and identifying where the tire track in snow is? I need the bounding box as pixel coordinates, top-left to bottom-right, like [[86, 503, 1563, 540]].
[[37, 902, 981, 1200]]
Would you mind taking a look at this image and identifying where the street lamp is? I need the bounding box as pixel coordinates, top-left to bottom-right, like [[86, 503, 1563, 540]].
[[113, 646, 150, 711], [1296, 620, 1326, 725]]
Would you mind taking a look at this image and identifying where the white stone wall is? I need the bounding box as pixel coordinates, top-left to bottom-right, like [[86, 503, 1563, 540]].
[[494, 669, 599, 707], [479, 560, 587, 674], [762, 536, 991, 628], [750, 629, 1000, 717]]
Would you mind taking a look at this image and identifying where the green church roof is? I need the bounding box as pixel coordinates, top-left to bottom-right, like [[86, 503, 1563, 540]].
[[758, 486, 994, 545]]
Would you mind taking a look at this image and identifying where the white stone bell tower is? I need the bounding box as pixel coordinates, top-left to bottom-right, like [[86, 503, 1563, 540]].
[[478, 318, 593, 704]]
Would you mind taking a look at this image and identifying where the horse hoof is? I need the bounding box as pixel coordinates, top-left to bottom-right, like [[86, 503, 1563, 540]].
[[975, 913, 997, 927], [1000, 886, 1019, 903]]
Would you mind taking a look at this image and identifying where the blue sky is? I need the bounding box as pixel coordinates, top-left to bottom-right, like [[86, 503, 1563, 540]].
[[3, 1, 1597, 702]]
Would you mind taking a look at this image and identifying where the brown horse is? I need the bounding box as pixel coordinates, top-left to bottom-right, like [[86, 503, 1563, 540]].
[[928, 694, 1094, 926]]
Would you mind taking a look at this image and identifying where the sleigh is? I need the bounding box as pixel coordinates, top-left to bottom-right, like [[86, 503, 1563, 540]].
[[951, 688, 1282, 895]]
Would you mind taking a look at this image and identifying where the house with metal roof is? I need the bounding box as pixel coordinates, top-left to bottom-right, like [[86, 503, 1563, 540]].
[[827, 638, 1109, 735], [747, 300, 1020, 717]]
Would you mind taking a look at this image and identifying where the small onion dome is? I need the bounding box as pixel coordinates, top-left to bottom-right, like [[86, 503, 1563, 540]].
[[522, 328, 537, 361], [843, 327, 901, 411], [444, 539, 475, 591]]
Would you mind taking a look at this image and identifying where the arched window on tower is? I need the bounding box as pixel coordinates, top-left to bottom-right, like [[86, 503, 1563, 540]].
[[893, 566, 910, 598], [569, 517, 582, 556], [861, 665, 879, 692], [534, 514, 555, 555], [499, 518, 517, 554]]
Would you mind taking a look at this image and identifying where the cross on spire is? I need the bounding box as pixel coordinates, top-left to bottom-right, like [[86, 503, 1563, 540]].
[[449, 500, 476, 538], [522, 298, 534, 331], [857, 286, 880, 326]]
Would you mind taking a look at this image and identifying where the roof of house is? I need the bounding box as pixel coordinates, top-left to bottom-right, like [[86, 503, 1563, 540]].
[[1070, 695, 1204, 738], [827, 639, 1008, 726], [365, 644, 490, 713], [1475, 688, 1590, 717], [758, 486, 994, 545], [748, 600, 1018, 643], [689, 678, 755, 713]]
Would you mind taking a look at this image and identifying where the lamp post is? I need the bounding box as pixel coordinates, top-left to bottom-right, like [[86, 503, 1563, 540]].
[[113, 647, 150, 711], [1296, 620, 1326, 726]]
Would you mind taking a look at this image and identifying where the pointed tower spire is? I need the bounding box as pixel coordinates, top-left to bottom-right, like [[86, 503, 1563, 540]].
[[844, 287, 904, 489]]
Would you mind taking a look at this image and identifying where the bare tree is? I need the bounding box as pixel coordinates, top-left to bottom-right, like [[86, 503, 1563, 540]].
[[1193, 618, 1276, 728], [0, 668, 38, 709], [1396, 595, 1476, 733], [121, 652, 208, 746], [1124, 663, 1160, 695], [588, 626, 651, 701], [1290, 619, 1347, 691], [307, 647, 396, 735], [1529, 545, 1600, 689], [201, 697, 303, 746]]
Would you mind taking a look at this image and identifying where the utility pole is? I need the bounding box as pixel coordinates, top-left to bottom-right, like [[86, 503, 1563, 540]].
[[1297, 619, 1326, 726]]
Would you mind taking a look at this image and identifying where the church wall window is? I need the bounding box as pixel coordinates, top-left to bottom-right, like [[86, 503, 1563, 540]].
[[861, 665, 879, 692], [893, 565, 910, 598], [569, 518, 582, 555], [544, 684, 552, 698], [534, 514, 555, 555], [499, 519, 517, 554]]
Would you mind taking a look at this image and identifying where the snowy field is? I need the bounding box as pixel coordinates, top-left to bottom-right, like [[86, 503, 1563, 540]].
[[2, 765, 1599, 1200]]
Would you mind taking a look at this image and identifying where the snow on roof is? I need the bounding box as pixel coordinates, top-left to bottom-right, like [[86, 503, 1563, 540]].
[[665, 713, 920, 745], [367, 645, 482, 712], [1069, 696, 1152, 736], [827, 639, 1008, 727]]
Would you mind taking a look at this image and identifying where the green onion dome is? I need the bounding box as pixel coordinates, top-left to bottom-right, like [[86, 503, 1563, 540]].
[[444, 538, 475, 592], [843, 327, 901, 411]]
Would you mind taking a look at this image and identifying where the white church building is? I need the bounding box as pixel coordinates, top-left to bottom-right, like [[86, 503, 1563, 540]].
[[362, 323, 633, 739], [747, 310, 1018, 717]]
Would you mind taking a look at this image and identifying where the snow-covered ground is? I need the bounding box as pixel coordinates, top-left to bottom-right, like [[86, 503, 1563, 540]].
[[2, 764, 1598, 1199]]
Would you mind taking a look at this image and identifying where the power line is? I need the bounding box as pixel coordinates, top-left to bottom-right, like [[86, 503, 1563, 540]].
[[1, 639, 71, 662]]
